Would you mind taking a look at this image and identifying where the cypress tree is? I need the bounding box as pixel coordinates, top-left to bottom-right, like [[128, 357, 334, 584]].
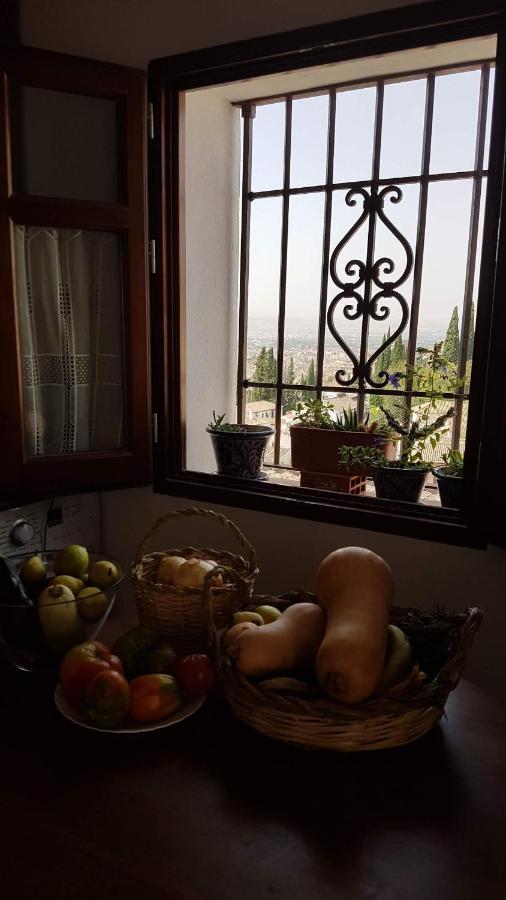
[[443, 306, 460, 365], [382, 327, 392, 371], [283, 356, 296, 411]]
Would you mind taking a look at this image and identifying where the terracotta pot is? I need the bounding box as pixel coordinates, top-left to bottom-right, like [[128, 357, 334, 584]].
[[207, 425, 274, 479], [289, 425, 396, 474]]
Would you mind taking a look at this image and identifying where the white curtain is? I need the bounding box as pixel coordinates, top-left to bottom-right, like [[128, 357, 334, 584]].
[[15, 226, 125, 457]]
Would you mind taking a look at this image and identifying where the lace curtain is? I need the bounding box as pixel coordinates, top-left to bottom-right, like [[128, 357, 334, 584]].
[[15, 226, 125, 457]]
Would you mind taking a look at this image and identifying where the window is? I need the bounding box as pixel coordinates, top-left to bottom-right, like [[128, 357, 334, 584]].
[[149, 3, 506, 546]]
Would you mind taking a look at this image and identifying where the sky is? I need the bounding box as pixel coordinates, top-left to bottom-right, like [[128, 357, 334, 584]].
[[246, 65, 495, 352]]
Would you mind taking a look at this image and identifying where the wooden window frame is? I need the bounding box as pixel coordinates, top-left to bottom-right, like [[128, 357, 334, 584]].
[[0, 45, 151, 497], [149, 0, 506, 547]]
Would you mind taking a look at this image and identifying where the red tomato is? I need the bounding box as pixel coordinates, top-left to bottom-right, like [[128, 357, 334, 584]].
[[129, 674, 181, 724], [59, 640, 123, 711], [82, 669, 130, 729], [172, 654, 216, 699]]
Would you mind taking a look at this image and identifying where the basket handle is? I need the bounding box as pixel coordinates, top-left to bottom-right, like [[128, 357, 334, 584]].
[[134, 506, 257, 571], [202, 565, 246, 674]]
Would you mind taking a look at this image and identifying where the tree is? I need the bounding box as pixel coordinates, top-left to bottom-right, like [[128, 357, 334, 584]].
[[251, 346, 277, 401], [283, 356, 297, 412], [467, 301, 475, 362], [390, 334, 406, 369], [443, 306, 460, 365]]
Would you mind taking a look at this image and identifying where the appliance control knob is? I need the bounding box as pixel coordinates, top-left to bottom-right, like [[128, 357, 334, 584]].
[[10, 519, 35, 546]]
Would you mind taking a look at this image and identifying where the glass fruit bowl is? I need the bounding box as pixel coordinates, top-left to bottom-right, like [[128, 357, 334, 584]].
[[0, 551, 125, 673]]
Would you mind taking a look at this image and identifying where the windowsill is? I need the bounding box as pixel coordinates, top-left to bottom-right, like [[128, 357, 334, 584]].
[[154, 465, 483, 549]]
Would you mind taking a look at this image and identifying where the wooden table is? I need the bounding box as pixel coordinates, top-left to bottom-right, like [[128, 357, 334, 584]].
[[1, 670, 505, 900]]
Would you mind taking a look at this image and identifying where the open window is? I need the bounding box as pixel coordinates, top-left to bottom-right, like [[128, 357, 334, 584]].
[[148, 3, 506, 547], [0, 46, 150, 496]]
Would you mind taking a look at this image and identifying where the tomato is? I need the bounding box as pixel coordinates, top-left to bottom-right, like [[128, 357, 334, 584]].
[[172, 654, 216, 699], [59, 640, 123, 711], [82, 669, 130, 729], [129, 674, 181, 724]]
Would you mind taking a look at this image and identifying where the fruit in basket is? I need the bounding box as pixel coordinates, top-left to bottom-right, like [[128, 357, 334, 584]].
[[129, 674, 182, 723], [172, 654, 216, 698], [60, 640, 124, 710], [233, 603, 326, 678], [37, 583, 86, 653], [83, 668, 130, 729], [233, 611, 264, 626], [77, 586, 108, 622], [49, 575, 84, 596], [89, 560, 119, 589], [315, 547, 394, 704], [20, 555, 46, 585], [112, 625, 159, 676], [54, 544, 89, 578], [222, 621, 258, 650], [254, 604, 281, 624], [375, 625, 413, 695], [172, 558, 223, 590], [156, 555, 187, 585]]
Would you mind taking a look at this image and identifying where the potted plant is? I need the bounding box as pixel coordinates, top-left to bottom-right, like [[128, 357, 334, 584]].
[[433, 450, 464, 509], [371, 343, 461, 503], [206, 412, 274, 480], [290, 399, 396, 476]]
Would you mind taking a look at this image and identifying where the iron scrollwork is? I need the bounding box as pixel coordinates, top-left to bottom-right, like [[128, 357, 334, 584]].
[[327, 185, 414, 389]]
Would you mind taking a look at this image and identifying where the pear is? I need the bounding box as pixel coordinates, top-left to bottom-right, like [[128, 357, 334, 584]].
[[20, 555, 46, 585], [49, 575, 84, 596], [254, 604, 281, 624], [54, 544, 89, 578], [376, 625, 413, 695], [77, 586, 108, 622], [38, 583, 85, 653], [233, 611, 264, 626], [89, 560, 119, 590]]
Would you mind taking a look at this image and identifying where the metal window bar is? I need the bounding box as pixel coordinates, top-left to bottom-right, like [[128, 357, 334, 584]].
[[238, 60, 493, 466], [451, 64, 491, 449]]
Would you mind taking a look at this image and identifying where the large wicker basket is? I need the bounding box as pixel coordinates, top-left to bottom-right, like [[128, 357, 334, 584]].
[[131, 508, 257, 655], [203, 575, 483, 752]]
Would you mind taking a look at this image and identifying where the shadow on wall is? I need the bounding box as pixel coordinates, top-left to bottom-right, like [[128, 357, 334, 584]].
[[101, 485, 506, 701]]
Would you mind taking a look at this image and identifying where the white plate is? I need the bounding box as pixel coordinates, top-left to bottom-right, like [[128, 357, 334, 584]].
[[54, 683, 205, 733]]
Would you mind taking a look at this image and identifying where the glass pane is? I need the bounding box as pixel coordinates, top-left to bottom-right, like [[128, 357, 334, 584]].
[[380, 77, 426, 178], [15, 226, 125, 456], [483, 67, 496, 167], [290, 94, 328, 188], [250, 102, 285, 192], [334, 86, 376, 183], [11, 85, 118, 202], [247, 197, 282, 384], [430, 70, 481, 174], [417, 179, 473, 362], [284, 193, 325, 383]]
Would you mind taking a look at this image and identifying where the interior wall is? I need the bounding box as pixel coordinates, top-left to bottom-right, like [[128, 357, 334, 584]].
[[20, 0, 506, 701]]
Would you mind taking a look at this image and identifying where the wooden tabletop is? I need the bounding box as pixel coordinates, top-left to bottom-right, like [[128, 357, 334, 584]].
[[1, 670, 505, 900]]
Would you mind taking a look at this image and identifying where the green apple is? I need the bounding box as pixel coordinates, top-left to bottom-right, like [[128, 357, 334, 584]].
[[89, 560, 119, 590], [20, 555, 46, 585], [233, 611, 264, 626], [254, 604, 282, 624], [49, 575, 84, 596], [77, 587, 108, 623], [54, 544, 89, 578], [38, 583, 85, 653]]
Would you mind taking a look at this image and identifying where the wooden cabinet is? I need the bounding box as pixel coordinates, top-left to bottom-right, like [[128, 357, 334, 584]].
[[0, 46, 150, 496]]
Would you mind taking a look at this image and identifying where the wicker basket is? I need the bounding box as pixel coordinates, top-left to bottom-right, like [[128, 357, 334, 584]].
[[131, 508, 257, 655], [202, 577, 483, 752]]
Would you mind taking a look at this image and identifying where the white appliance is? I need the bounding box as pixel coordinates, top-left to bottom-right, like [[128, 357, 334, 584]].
[[0, 494, 101, 559]]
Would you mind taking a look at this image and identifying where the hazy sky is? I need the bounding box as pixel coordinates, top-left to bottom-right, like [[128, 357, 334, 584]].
[[246, 65, 495, 351]]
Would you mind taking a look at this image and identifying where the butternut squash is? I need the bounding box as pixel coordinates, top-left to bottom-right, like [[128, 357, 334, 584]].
[[231, 602, 326, 678], [316, 547, 394, 704]]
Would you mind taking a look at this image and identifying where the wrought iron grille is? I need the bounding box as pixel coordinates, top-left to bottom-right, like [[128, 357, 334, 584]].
[[236, 59, 494, 467]]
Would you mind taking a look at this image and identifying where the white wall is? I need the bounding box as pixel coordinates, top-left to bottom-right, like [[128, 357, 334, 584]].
[[20, 0, 506, 701]]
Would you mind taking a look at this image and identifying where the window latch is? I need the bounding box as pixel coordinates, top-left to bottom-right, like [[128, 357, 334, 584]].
[[147, 102, 154, 140], [152, 412, 159, 444], [148, 239, 157, 275]]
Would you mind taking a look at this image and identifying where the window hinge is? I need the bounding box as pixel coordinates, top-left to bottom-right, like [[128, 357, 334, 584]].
[[148, 239, 157, 274], [147, 102, 155, 139], [152, 412, 159, 444]]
